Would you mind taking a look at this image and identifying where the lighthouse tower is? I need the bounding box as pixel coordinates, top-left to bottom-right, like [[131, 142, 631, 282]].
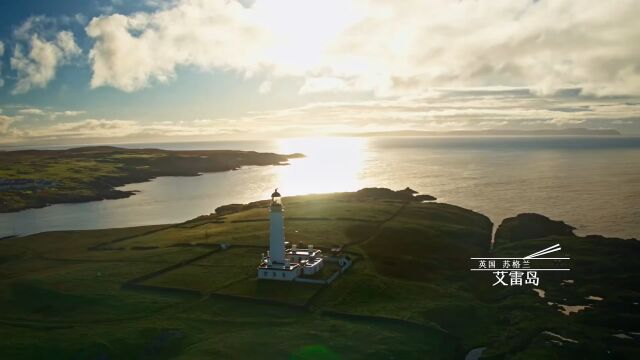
[[268, 188, 285, 265], [257, 188, 302, 280], [257, 188, 325, 281]]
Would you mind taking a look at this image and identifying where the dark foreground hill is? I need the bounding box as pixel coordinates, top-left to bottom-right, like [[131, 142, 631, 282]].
[[0, 189, 637, 359], [495, 213, 576, 242]]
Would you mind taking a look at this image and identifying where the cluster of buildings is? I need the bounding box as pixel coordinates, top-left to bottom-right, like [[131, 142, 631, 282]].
[[257, 189, 325, 281]]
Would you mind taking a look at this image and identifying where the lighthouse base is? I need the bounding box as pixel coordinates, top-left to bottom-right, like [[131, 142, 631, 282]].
[[257, 262, 301, 281], [257, 246, 325, 281]]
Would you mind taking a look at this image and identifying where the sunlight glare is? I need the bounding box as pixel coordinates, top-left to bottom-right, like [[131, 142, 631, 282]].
[[275, 137, 368, 196], [251, 0, 363, 73]]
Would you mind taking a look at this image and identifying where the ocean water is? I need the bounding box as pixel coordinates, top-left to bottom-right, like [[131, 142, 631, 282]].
[[1, 136, 639, 239]]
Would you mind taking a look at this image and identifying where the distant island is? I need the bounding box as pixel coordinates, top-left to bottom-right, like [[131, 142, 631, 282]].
[[338, 128, 621, 137], [0, 146, 303, 213], [0, 187, 637, 359]]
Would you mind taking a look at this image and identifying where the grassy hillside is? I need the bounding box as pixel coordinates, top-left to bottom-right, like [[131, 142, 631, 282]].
[[0, 146, 302, 213], [0, 190, 638, 359]]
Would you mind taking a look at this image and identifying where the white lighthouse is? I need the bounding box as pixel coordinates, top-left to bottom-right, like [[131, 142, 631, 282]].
[[268, 189, 286, 265], [257, 188, 325, 281]]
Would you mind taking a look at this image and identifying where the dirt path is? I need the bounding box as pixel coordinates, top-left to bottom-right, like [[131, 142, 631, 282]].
[[344, 200, 410, 250]]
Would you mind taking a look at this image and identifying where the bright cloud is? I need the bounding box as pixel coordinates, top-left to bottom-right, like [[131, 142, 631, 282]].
[[299, 77, 351, 94], [84, 0, 363, 92], [85, 0, 640, 96], [258, 80, 271, 94], [11, 16, 82, 94], [3, 88, 639, 144], [86, 1, 271, 91]]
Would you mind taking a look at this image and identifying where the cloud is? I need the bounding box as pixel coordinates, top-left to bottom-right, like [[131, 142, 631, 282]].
[[205, 88, 640, 135], [0, 115, 15, 134], [258, 80, 271, 94], [15, 107, 85, 119], [86, 1, 270, 91], [29, 119, 140, 139], [54, 110, 85, 117], [4, 117, 235, 143], [85, 0, 363, 91], [18, 108, 47, 116], [299, 77, 350, 94], [84, 0, 640, 97], [11, 16, 82, 94], [0, 41, 4, 87], [4, 88, 640, 144], [328, 0, 640, 97]]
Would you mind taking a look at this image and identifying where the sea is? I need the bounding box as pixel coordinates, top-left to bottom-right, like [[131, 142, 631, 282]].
[[1, 136, 639, 239]]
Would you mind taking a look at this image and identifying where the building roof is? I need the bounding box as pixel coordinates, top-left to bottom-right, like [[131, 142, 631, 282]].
[[287, 248, 322, 257]]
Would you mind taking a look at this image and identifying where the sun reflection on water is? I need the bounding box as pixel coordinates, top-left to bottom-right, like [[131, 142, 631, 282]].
[[275, 137, 369, 196]]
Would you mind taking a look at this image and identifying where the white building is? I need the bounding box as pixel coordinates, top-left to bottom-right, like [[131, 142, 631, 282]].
[[257, 189, 324, 281]]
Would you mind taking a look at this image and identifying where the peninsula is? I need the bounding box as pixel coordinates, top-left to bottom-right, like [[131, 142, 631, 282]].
[[0, 188, 637, 359], [338, 128, 621, 137], [0, 146, 303, 213]]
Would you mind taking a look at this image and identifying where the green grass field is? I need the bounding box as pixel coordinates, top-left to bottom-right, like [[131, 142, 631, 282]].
[[144, 247, 261, 293], [0, 190, 638, 359], [0, 147, 298, 213]]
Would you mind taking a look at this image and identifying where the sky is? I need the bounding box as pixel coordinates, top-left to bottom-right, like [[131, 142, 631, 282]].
[[0, 0, 640, 146]]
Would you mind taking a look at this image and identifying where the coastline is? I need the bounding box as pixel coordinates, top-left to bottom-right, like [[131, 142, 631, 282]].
[[0, 146, 303, 213], [2, 188, 637, 358]]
